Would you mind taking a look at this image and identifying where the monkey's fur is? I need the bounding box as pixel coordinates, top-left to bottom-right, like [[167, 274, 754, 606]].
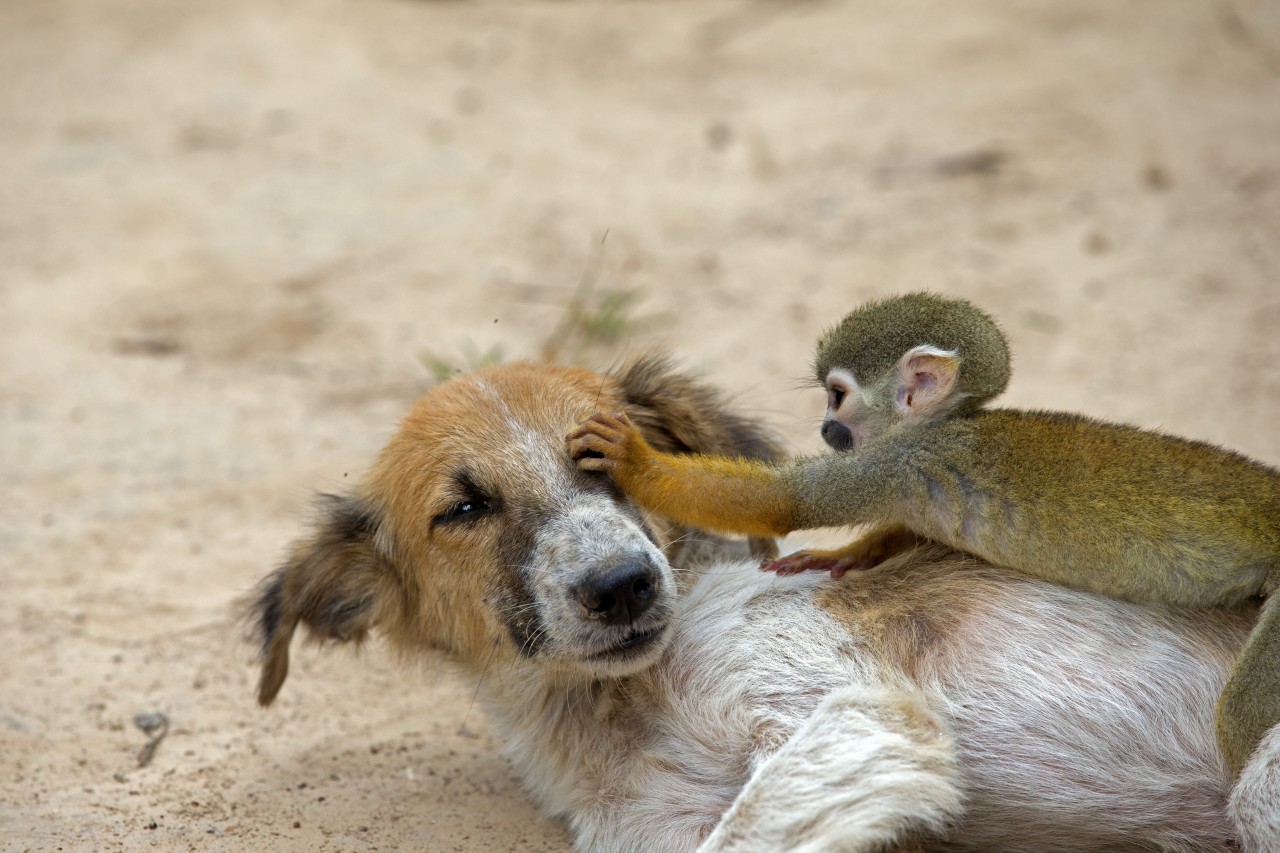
[[814, 291, 1012, 416], [567, 292, 1280, 777]]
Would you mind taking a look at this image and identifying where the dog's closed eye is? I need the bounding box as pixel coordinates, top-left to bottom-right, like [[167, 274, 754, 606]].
[[434, 469, 496, 527], [435, 498, 492, 525]]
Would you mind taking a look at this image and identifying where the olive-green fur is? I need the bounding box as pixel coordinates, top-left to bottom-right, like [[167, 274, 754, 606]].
[[814, 293, 1011, 409], [807, 295, 1280, 779], [1217, 595, 1280, 774], [781, 409, 1280, 607]]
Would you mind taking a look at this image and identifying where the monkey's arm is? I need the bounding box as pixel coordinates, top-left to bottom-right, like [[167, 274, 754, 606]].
[[568, 412, 802, 537]]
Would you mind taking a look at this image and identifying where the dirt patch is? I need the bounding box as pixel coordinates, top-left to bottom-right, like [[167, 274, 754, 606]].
[[3, 1, 1278, 849]]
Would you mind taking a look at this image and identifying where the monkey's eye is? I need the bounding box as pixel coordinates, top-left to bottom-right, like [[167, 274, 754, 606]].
[[828, 386, 847, 410]]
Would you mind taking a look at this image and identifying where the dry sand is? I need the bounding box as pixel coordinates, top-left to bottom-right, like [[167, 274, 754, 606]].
[[2, 1, 1279, 850]]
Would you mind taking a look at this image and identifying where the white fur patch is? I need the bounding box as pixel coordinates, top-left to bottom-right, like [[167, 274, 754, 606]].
[[478, 550, 1253, 851]]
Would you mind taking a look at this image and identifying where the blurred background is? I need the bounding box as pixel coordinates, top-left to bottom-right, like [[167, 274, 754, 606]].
[[2, 1, 1278, 849]]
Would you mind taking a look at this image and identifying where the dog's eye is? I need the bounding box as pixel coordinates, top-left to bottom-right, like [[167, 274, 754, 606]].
[[434, 498, 491, 525]]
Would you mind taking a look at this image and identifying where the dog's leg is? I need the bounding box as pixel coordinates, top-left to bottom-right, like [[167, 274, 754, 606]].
[[1230, 722, 1280, 852], [697, 683, 963, 853]]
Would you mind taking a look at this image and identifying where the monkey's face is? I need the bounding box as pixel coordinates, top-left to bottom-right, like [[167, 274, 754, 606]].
[[821, 367, 897, 451]]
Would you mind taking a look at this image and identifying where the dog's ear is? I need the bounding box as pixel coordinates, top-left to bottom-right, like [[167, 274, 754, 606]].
[[248, 494, 394, 706], [612, 354, 785, 463]]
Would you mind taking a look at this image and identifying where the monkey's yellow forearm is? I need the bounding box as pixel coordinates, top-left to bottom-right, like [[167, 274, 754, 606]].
[[612, 449, 800, 538]]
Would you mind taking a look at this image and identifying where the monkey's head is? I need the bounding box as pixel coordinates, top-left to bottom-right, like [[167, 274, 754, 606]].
[[813, 292, 1011, 450]]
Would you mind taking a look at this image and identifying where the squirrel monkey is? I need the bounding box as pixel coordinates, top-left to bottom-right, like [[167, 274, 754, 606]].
[[566, 292, 1280, 777]]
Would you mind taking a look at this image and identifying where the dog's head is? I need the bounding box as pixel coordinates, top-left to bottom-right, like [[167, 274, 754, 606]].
[[249, 355, 781, 705]]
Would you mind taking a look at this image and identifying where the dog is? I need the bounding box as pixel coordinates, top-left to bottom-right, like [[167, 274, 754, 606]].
[[248, 355, 1280, 851]]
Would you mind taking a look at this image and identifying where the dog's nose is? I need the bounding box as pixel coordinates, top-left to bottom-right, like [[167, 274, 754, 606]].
[[574, 559, 658, 626]]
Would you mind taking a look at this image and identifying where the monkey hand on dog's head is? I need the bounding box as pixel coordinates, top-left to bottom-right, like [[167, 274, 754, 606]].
[[568, 411, 800, 541], [567, 412, 645, 479]]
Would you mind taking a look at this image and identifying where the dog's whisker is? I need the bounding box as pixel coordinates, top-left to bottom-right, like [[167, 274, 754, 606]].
[[460, 636, 501, 734]]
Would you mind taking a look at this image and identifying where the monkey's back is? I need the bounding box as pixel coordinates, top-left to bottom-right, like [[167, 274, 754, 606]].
[[899, 409, 1280, 607]]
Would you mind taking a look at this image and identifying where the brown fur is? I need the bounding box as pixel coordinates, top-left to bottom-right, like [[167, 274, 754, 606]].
[[249, 356, 782, 706]]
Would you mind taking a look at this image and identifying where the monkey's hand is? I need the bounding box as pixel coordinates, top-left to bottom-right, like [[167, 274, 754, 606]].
[[568, 412, 798, 538], [567, 412, 655, 491], [764, 527, 922, 579]]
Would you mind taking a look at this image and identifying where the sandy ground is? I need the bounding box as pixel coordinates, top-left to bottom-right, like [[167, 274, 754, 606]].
[[2, 1, 1279, 850]]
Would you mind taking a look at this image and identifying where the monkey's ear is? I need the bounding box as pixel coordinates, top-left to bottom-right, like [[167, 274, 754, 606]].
[[611, 354, 784, 464], [247, 494, 395, 706], [895, 345, 961, 419]]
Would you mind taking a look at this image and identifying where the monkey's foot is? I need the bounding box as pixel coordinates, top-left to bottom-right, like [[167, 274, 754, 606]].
[[764, 529, 922, 579], [762, 549, 874, 579]]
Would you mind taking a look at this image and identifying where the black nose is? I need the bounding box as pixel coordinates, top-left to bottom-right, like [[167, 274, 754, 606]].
[[574, 560, 658, 626], [821, 418, 853, 451]]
